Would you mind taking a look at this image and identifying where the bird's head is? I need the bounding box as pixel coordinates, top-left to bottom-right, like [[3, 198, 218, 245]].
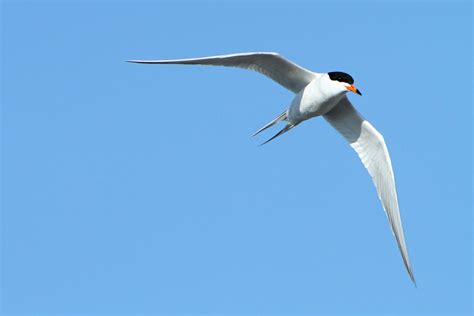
[[327, 71, 362, 96]]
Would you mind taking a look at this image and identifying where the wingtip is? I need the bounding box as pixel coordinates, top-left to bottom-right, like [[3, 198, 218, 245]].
[[405, 264, 417, 287], [410, 273, 417, 287]]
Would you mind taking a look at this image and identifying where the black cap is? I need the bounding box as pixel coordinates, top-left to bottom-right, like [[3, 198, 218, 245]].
[[328, 71, 354, 85]]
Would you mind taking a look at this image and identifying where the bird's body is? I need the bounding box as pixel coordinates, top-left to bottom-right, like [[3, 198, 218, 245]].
[[287, 74, 347, 124], [128, 52, 415, 284]]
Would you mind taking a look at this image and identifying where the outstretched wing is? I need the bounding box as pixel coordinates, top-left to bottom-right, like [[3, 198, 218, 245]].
[[323, 96, 415, 284], [128, 52, 319, 93]]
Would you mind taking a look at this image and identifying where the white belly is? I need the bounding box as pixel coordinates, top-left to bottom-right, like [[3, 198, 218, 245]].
[[287, 80, 344, 124]]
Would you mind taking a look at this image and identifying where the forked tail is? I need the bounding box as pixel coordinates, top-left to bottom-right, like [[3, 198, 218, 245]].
[[252, 110, 295, 145], [252, 110, 288, 137], [259, 124, 295, 145]]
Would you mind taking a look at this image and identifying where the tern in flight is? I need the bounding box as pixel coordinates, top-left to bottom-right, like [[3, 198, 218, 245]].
[[128, 52, 415, 284]]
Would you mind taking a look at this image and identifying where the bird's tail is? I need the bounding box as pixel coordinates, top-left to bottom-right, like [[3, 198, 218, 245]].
[[259, 123, 295, 145], [252, 110, 288, 137], [252, 110, 295, 145]]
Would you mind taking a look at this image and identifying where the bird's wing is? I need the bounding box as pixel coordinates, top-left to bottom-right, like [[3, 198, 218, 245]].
[[323, 96, 415, 283], [128, 52, 319, 93]]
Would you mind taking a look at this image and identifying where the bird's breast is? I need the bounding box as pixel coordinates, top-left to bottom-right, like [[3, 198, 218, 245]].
[[287, 81, 343, 124]]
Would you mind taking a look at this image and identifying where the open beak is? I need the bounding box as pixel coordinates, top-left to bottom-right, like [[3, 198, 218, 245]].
[[346, 85, 362, 96]]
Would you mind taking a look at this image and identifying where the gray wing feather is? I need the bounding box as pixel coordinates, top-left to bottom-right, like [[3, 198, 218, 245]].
[[128, 52, 318, 93], [324, 96, 415, 284]]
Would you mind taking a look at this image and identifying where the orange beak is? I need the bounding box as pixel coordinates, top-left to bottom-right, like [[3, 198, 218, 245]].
[[346, 84, 362, 95]]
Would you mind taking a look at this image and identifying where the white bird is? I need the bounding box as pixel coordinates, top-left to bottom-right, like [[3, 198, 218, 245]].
[[128, 52, 415, 284]]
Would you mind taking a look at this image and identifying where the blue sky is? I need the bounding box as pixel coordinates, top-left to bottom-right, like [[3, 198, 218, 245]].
[[1, 1, 472, 315]]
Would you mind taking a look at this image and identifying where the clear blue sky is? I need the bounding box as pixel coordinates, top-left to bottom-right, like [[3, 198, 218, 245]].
[[1, 1, 472, 315]]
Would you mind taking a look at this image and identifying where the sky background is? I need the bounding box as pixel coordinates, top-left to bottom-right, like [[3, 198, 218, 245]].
[[1, 1, 472, 315]]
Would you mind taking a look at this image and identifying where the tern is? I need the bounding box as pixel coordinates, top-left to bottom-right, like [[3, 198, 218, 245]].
[[128, 52, 415, 284]]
